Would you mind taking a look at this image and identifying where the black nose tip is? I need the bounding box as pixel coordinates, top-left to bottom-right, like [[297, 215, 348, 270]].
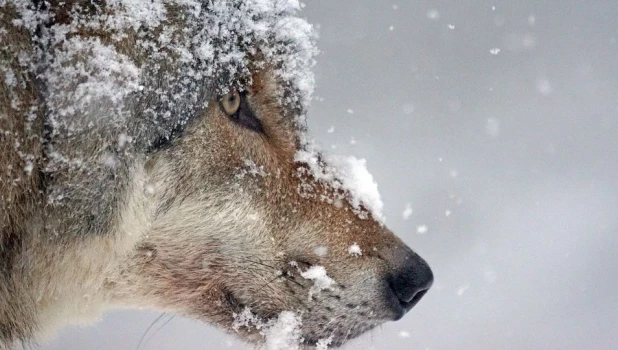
[[387, 253, 433, 313]]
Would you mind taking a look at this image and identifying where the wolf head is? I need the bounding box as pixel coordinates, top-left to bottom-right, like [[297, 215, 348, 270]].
[[0, 0, 432, 348], [110, 67, 433, 347]]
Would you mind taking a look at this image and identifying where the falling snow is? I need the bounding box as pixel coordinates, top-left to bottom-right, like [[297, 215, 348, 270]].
[[537, 79, 553, 95], [528, 14, 536, 27], [457, 284, 470, 296], [402, 203, 413, 220], [485, 118, 501, 137], [402, 103, 415, 114], [426, 9, 440, 21]]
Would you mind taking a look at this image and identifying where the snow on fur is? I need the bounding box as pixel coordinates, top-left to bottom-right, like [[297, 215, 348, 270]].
[[299, 265, 336, 300], [263, 311, 303, 350], [2, 0, 317, 204], [5, 0, 317, 136], [348, 243, 362, 256], [232, 308, 302, 350], [295, 144, 385, 222], [316, 336, 334, 350]]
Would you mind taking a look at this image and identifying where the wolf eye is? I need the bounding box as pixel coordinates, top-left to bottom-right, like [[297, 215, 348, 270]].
[[220, 89, 241, 115], [218, 89, 265, 133]]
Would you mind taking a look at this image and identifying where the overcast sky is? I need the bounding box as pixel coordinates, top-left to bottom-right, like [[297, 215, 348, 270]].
[[42, 1, 618, 349]]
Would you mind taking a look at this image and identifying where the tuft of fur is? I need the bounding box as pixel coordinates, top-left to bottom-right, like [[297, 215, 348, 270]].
[[0, 1, 430, 349]]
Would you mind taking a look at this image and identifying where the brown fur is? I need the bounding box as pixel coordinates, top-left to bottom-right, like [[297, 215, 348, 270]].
[[0, 1, 431, 348]]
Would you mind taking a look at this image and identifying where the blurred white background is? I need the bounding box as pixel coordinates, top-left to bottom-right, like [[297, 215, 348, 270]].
[[42, 1, 618, 349]]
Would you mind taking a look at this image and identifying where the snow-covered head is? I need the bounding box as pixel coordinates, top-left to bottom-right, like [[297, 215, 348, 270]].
[[0, 0, 432, 348]]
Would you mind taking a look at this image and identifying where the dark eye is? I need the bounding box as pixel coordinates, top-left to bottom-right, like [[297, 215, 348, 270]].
[[219, 89, 264, 133]]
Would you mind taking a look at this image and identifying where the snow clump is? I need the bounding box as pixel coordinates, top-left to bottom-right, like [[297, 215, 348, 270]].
[[263, 311, 303, 350], [295, 143, 385, 223], [348, 243, 362, 256], [316, 335, 334, 349], [300, 265, 336, 300], [232, 308, 303, 350]]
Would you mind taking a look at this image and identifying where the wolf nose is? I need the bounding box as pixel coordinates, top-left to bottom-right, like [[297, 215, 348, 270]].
[[387, 252, 433, 314]]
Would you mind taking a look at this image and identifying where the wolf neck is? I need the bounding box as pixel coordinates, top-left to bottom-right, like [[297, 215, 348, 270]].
[[0, 163, 158, 348]]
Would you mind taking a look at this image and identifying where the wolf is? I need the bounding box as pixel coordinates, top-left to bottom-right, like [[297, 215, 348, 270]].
[[0, 0, 433, 348]]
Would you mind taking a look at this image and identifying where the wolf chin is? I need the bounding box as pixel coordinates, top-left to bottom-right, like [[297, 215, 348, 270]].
[[0, 0, 433, 348]]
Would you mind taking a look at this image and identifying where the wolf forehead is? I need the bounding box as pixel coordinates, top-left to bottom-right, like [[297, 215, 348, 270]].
[[32, 0, 317, 140]]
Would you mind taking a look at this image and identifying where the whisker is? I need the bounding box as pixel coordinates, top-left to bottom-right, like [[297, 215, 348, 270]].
[[136, 312, 166, 350], [236, 257, 280, 271], [284, 274, 305, 288], [147, 315, 175, 343], [256, 274, 284, 295], [340, 315, 357, 345]]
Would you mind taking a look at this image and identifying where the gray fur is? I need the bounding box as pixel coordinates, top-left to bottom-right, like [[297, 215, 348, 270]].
[[0, 1, 430, 349]]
